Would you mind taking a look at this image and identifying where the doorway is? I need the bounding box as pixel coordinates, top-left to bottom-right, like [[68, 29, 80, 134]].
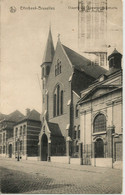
[[9, 144, 12, 158], [41, 134, 48, 161], [95, 139, 104, 158]]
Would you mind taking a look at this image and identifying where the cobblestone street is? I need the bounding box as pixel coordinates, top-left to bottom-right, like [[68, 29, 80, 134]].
[[0, 157, 122, 194]]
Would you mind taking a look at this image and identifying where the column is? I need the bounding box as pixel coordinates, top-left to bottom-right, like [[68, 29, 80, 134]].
[[38, 142, 40, 161], [66, 136, 71, 156], [92, 141, 96, 167], [66, 140, 70, 156], [107, 125, 115, 158]]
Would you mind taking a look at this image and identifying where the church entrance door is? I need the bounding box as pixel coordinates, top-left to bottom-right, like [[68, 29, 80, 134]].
[[41, 134, 48, 161], [95, 139, 104, 158], [9, 144, 12, 158]]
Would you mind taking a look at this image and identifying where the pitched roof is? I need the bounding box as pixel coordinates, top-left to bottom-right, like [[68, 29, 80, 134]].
[[17, 109, 41, 123], [62, 44, 107, 79], [1, 110, 24, 122], [48, 122, 63, 137], [42, 28, 54, 65], [0, 113, 7, 121], [105, 68, 121, 76]]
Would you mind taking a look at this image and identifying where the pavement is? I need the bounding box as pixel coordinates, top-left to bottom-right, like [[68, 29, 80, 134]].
[[0, 157, 123, 194]]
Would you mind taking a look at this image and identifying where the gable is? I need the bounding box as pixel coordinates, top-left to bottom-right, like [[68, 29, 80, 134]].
[[78, 85, 119, 104], [45, 41, 73, 120], [46, 41, 73, 95], [91, 88, 115, 99], [47, 41, 73, 86]]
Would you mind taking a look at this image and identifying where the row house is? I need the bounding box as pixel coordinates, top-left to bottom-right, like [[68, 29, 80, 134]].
[[0, 110, 24, 158], [13, 109, 41, 160]]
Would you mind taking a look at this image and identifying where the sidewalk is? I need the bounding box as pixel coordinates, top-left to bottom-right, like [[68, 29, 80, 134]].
[[0, 156, 122, 174]]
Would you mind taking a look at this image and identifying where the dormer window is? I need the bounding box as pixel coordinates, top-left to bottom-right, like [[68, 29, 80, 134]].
[[99, 75, 104, 82], [55, 59, 61, 76], [98, 75, 107, 82], [42, 67, 45, 77]]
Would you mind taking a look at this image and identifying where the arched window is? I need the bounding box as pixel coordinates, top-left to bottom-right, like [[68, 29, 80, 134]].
[[3, 145, 5, 154], [46, 93, 49, 117], [3, 133, 5, 142], [93, 114, 106, 133], [61, 90, 63, 115], [55, 65, 57, 76], [23, 126, 26, 135], [46, 66, 50, 75], [78, 125, 80, 139], [15, 128, 18, 137], [73, 126, 77, 139], [20, 127, 22, 136], [55, 59, 62, 76], [53, 84, 63, 117], [75, 105, 79, 118], [42, 67, 45, 77], [20, 141, 22, 151], [15, 142, 18, 151], [53, 94, 57, 117]]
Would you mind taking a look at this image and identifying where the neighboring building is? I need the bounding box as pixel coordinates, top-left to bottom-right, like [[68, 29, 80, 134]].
[[78, 0, 107, 68], [0, 110, 24, 158], [39, 28, 107, 161], [13, 109, 41, 160], [78, 49, 122, 167]]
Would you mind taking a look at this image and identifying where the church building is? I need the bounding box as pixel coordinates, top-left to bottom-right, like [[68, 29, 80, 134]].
[[78, 49, 122, 168], [39, 28, 107, 162]]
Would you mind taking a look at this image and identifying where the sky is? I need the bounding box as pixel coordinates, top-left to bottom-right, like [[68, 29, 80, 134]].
[[0, 0, 123, 115]]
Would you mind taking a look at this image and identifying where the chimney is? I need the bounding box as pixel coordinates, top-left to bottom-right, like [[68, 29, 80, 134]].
[[108, 48, 122, 70], [26, 108, 30, 116]]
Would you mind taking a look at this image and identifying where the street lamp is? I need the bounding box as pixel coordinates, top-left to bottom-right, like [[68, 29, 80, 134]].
[[17, 138, 20, 161]]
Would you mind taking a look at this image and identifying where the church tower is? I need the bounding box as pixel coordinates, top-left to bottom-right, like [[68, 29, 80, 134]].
[[41, 27, 54, 121], [78, 0, 107, 68]]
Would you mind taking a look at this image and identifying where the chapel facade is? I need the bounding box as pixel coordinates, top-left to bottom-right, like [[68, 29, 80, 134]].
[[39, 28, 107, 161], [78, 49, 123, 168]]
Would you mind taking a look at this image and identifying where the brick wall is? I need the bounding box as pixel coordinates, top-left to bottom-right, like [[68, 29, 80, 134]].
[[45, 42, 73, 137], [27, 121, 41, 156]]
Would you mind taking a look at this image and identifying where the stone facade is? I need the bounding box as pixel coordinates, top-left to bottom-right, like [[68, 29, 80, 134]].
[[78, 49, 123, 167]]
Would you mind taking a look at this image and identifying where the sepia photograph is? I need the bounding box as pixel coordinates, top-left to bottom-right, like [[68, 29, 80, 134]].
[[0, 0, 123, 194]]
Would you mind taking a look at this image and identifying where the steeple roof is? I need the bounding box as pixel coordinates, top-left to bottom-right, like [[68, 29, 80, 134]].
[[112, 48, 119, 54], [42, 27, 54, 65]]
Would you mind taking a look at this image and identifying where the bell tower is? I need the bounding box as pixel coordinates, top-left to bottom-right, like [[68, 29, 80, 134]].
[[108, 49, 122, 70], [41, 27, 54, 121]]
